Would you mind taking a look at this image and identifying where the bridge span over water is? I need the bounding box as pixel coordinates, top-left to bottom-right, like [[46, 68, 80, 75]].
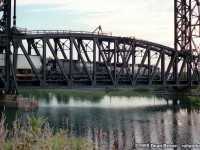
[[1, 0, 200, 94]]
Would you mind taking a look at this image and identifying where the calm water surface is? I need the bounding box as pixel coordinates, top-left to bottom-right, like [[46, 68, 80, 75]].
[[1, 90, 200, 150]]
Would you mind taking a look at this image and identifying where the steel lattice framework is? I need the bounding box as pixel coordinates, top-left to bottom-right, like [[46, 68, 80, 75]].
[[175, 0, 200, 87], [0, 0, 15, 93], [0, 0, 200, 93], [175, 0, 200, 53]]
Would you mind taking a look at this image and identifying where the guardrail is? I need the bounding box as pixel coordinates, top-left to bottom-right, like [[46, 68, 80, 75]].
[[15, 28, 112, 36]]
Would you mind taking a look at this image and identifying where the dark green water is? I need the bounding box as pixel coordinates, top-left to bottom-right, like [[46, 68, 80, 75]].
[[1, 90, 200, 150]]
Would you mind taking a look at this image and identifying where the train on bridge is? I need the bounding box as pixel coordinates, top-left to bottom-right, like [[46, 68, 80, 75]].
[[0, 53, 161, 87]]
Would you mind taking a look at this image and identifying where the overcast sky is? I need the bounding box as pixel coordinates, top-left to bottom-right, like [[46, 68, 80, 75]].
[[15, 0, 174, 47]]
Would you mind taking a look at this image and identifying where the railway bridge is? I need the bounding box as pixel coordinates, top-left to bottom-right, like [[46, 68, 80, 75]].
[[0, 0, 200, 94]]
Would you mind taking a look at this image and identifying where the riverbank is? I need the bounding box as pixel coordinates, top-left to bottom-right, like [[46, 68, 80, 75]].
[[21, 87, 156, 102], [21, 86, 200, 99]]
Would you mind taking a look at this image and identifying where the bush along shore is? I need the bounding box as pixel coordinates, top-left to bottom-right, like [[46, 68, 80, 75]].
[[187, 87, 200, 107], [0, 113, 95, 150], [188, 96, 200, 107]]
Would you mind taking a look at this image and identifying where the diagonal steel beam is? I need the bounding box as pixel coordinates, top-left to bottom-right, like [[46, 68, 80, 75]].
[[54, 39, 68, 61], [96, 39, 114, 84], [178, 56, 189, 80], [150, 49, 164, 82], [79, 40, 91, 63], [134, 45, 149, 82], [165, 52, 178, 80], [30, 40, 43, 60], [117, 41, 135, 84], [72, 37, 93, 84], [46, 39, 71, 85]]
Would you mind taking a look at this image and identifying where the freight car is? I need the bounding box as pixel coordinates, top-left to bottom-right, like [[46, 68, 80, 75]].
[[46, 59, 161, 80], [0, 53, 41, 79]]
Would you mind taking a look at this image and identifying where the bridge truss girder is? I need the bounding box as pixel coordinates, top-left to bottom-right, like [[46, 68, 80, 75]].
[[10, 34, 199, 88]]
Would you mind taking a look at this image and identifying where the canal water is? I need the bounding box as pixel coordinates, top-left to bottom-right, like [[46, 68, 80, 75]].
[[1, 89, 200, 150]]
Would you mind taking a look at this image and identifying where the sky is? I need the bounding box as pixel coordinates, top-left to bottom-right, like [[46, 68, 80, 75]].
[[14, 0, 174, 47]]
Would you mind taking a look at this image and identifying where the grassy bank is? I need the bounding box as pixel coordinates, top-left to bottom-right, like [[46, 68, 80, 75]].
[[0, 114, 94, 150], [105, 87, 155, 97], [21, 87, 156, 102], [21, 88, 105, 102]]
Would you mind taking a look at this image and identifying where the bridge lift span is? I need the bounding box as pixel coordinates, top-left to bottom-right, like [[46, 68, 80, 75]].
[[0, 0, 200, 96]]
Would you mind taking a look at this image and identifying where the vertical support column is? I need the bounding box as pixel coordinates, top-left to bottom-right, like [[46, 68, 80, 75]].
[[132, 42, 136, 85], [174, 53, 178, 84], [198, 54, 200, 82], [13, 0, 16, 27], [117, 48, 120, 63], [55, 40, 58, 56], [70, 38, 73, 80], [28, 40, 32, 55], [174, 0, 177, 50], [5, 0, 12, 93], [108, 42, 111, 62], [188, 0, 192, 51], [78, 40, 81, 61], [148, 47, 151, 84], [12, 39, 19, 75], [188, 56, 192, 86], [188, 0, 192, 87], [93, 38, 97, 86], [161, 48, 166, 85], [12, 39, 19, 93], [41, 38, 47, 86], [123, 42, 126, 64], [114, 40, 117, 85]]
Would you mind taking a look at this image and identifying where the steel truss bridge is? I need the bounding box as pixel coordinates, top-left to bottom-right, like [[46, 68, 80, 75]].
[[1, 0, 200, 93]]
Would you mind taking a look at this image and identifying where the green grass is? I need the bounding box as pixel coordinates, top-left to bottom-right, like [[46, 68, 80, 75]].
[[21, 89, 105, 102], [21, 87, 155, 102], [105, 87, 155, 97]]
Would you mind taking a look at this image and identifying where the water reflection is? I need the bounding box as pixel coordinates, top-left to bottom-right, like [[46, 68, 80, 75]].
[[39, 95, 170, 108], [2, 90, 200, 150]]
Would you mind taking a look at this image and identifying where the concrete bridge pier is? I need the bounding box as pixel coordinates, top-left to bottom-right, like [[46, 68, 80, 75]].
[[0, 94, 39, 109]]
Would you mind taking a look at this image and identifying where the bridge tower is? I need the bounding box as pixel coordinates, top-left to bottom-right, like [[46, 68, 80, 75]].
[[0, 0, 18, 94], [174, 0, 200, 53], [174, 0, 200, 84]]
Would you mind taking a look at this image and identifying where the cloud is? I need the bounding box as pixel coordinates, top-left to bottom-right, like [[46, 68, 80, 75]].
[[16, 0, 174, 46], [16, 0, 65, 6], [17, 0, 170, 14]]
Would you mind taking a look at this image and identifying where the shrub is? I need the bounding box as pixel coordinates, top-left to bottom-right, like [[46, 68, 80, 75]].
[[0, 114, 94, 150]]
